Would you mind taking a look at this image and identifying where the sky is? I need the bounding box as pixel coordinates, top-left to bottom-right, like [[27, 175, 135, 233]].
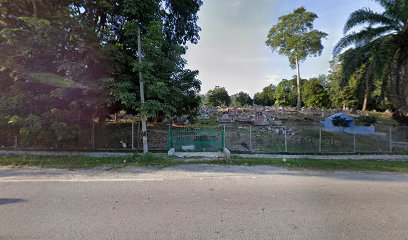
[[184, 0, 383, 96]]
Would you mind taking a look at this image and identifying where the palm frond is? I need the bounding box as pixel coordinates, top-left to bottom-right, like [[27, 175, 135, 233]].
[[334, 26, 395, 55], [370, 0, 396, 10], [381, 0, 408, 24], [371, 0, 408, 27], [344, 8, 401, 34]]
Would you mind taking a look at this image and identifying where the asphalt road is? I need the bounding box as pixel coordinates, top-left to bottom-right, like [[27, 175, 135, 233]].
[[0, 165, 407, 240]]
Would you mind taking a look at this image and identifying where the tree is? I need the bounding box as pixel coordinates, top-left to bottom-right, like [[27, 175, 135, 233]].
[[232, 92, 253, 107], [302, 77, 329, 108], [0, 0, 108, 147], [274, 78, 300, 107], [253, 84, 276, 106], [0, 0, 203, 147], [266, 7, 328, 109], [95, 0, 203, 119], [334, 0, 408, 111], [206, 87, 231, 107]]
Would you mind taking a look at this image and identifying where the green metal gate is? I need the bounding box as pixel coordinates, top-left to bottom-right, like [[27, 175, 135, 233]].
[[168, 128, 225, 152]]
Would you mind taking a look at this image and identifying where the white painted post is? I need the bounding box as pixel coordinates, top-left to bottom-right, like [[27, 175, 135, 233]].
[[138, 25, 148, 153]]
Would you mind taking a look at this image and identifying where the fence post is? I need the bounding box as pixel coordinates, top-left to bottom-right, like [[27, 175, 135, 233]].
[[319, 128, 322, 153], [223, 124, 226, 149], [92, 117, 95, 150], [353, 133, 356, 153], [131, 121, 135, 150], [284, 126, 288, 153], [249, 124, 252, 153], [389, 127, 393, 153], [14, 136, 18, 149]]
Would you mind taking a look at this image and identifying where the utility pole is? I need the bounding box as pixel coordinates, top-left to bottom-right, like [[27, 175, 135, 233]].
[[138, 25, 148, 153]]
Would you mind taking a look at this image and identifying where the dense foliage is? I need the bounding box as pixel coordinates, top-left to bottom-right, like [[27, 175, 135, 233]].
[[205, 87, 231, 107], [302, 76, 329, 108], [334, 0, 408, 111], [332, 116, 350, 128], [0, 0, 202, 147], [253, 85, 276, 106], [357, 116, 377, 126], [232, 92, 253, 107], [392, 111, 408, 126], [274, 78, 304, 107]]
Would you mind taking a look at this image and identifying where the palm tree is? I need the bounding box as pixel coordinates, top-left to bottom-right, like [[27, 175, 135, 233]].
[[334, 0, 408, 111]]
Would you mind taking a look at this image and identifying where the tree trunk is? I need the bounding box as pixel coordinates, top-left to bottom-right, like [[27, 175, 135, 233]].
[[29, 0, 38, 18], [390, 31, 408, 111], [362, 76, 369, 111], [395, 46, 408, 111], [295, 56, 302, 109]]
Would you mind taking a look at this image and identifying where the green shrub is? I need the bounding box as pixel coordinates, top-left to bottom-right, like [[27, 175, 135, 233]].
[[393, 111, 408, 126], [357, 116, 377, 126], [332, 116, 350, 127]]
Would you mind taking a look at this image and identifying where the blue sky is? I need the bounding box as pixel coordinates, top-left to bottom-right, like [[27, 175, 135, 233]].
[[184, 0, 382, 96]]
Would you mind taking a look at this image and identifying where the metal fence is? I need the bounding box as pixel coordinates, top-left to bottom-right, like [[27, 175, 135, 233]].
[[168, 128, 225, 152], [224, 124, 408, 154], [1, 122, 408, 154]]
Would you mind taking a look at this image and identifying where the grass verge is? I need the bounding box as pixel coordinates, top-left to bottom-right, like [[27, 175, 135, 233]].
[[0, 154, 408, 173], [0, 153, 176, 169]]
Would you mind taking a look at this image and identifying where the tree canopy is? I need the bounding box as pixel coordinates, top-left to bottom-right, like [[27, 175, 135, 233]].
[[0, 0, 203, 147], [266, 6, 327, 109], [302, 76, 329, 108], [253, 85, 276, 106], [274, 78, 301, 107], [334, 0, 408, 111], [232, 92, 253, 107], [206, 87, 231, 107]]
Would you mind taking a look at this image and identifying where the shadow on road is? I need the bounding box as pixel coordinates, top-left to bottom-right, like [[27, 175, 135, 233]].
[[0, 198, 26, 205]]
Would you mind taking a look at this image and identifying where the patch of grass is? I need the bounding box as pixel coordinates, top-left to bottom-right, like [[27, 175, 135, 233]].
[[0, 155, 126, 168], [0, 154, 175, 169], [1, 155, 408, 173], [223, 157, 408, 173]]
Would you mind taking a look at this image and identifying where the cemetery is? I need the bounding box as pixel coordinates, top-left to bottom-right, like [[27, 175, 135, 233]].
[[160, 106, 407, 155]]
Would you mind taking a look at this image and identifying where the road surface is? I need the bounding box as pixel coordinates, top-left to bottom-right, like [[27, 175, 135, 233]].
[[0, 165, 407, 240]]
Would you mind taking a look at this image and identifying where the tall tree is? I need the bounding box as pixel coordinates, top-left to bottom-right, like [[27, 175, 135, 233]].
[[206, 87, 231, 107], [274, 78, 300, 107], [0, 0, 109, 147], [232, 92, 253, 107], [0, 0, 203, 147], [253, 84, 276, 106], [302, 77, 329, 108], [88, 0, 203, 118], [334, 0, 408, 111], [266, 6, 327, 109]]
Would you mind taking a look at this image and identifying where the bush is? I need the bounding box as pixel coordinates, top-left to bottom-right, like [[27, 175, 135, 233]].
[[393, 111, 408, 126], [332, 116, 350, 127], [357, 116, 377, 126]]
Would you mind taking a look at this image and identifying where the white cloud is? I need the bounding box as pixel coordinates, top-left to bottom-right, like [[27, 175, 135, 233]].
[[224, 57, 269, 63], [265, 73, 282, 85], [185, 0, 381, 95]]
